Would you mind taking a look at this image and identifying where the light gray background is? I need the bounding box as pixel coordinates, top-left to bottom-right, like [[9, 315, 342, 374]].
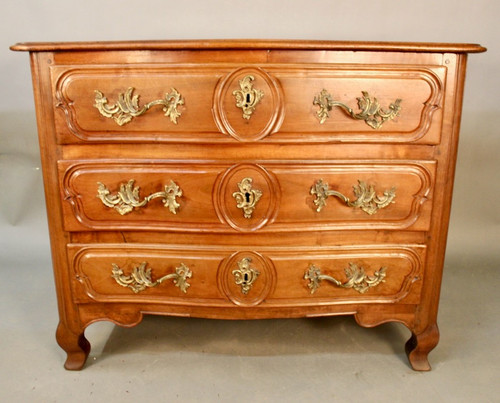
[[1, 1, 498, 402]]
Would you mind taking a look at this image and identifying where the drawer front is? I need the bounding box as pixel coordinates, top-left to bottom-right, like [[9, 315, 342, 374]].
[[68, 244, 425, 306], [59, 160, 435, 232], [52, 64, 444, 144]]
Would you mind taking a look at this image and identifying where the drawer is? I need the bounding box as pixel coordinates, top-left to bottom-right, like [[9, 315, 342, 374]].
[[59, 160, 435, 232], [68, 244, 425, 306], [52, 63, 444, 144]]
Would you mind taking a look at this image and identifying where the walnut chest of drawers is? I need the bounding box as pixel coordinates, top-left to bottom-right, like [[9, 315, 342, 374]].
[[11, 40, 485, 370]]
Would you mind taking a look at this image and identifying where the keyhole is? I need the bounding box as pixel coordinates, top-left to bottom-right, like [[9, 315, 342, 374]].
[[243, 273, 249, 282], [245, 93, 251, 105], [245, 192, 251, 203]]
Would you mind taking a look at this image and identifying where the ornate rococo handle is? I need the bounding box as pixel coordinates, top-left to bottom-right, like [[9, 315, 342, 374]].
[[111, 262, 192, 294], [313, 89, 402, 129], [97, 179, 182, 215], [94, 87, 184, 126], [233, 75, 264, 120], [310, 179, 396, 215], [304, 263, 387, 294]]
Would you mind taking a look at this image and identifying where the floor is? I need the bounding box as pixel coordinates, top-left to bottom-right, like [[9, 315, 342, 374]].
[[1, 212, 498, 402]]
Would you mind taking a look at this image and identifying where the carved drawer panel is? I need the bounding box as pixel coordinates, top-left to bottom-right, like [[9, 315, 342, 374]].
[[52, 63, 444, 144], [59, 160, 435, 232], [69, 245, 223, 303], [68, 244, 425, 306]]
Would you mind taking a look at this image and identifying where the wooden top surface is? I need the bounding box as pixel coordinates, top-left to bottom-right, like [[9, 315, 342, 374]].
[[10, 39, 486, 53]]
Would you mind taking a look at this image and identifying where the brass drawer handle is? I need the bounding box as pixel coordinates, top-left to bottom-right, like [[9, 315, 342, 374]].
[[304, 263, 387, 294], [111, 262, 192, 294], [313, 89, 402, 129], [233, 75, 264, 120], [97, 179, 182, 215], [233, 177, 262, 218], [310, 179, 396, 215], [94, 87, 184, 126], [232, 257, 260, 294]]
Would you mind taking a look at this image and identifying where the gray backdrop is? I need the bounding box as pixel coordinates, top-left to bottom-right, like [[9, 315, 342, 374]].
[[1, 1, 498, 401]]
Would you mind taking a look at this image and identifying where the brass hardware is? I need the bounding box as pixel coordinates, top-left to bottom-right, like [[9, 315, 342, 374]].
[[111, 262, 192, 294], [232, 257, 260, 294], [313, 89, 402, 129], [97, 179, 182, 215], [310, 179, 396, 215], [232, 177, 262, 218], [232, 75, 264, 120], [94, 87, 184, 126], [304, 263, 387, 294]]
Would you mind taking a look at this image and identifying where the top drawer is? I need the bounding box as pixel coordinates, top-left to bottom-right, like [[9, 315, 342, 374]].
[[51, 63, 445, 144]]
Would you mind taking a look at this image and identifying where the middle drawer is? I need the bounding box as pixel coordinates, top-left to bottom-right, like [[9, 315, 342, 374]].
[[59, 160, 435, 233]]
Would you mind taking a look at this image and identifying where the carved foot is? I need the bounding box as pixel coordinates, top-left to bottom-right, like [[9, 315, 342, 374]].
[[56, 322, 91, 370], [405, 323, 439, 371]]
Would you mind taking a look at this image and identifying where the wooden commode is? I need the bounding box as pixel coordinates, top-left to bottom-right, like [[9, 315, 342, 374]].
[[10, 40, 485, 370]]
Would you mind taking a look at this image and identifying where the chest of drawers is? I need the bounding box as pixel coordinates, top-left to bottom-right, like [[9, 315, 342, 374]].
[[11, 40, 485, 370]]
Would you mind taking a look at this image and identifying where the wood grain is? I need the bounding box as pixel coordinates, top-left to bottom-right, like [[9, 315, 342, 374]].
[[12, 40, 485, 371], [10, 39, 486, 53]]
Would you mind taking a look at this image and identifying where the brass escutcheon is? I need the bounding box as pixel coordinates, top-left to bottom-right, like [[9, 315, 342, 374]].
[[232, 177, 262, 219], [232, 257, 260, 294], [232, 75, 264, 120]]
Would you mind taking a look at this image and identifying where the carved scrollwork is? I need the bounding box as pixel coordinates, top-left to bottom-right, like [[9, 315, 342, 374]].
[[313, 89, 402, 129], [111, 262, 192, 294], [94, 87, 184, 126], [304, 263, 387, 294], [97, 179, 182, 215], [310, 179, 396, 215]]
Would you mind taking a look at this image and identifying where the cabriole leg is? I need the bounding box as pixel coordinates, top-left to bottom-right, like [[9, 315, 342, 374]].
[[56, 321, 90, 370], [405, 323, 439, 371]]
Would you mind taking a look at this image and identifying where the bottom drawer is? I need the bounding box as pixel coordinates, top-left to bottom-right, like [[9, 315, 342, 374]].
[[68, 244, 425, 307]]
